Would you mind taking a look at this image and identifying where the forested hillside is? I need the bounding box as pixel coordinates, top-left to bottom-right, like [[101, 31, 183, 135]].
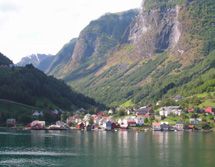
[[0, 64, 99, 110], [0, 52, 13, 66]]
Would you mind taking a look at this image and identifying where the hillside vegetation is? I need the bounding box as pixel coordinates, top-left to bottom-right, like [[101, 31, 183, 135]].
[[0, 52, 13, 66], [0, 64, 99, 110], [29, 0, 215, 107]]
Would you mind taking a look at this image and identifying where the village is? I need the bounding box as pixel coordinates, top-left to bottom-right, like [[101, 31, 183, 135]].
[[5, 95, 215, 132]]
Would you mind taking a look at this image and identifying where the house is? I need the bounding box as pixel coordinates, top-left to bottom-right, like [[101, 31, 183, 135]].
[[156, 100, 162, 106], [127, 109, 132, 115], [52, 109, 59, 116], [67, 116, 76, 124], [56, 121, 65, 126], [77, 122, 84, 129], [103, 121, 112, 131], [176, 122, 185, 131], [99, 116, 111, 126], [152, 122, 161, 131], [86, 124, 92, 131], [205, 107, 215, 115], [111, 122, 116, 129], [188, 125, 195, 130], [127, 121, 136, 127], [146, 104, 152, 108], [93, 116, 100, 124], [6, 119, 16, 127], [31, 120, 45, 129], [173, 95, 184, 101], [190, 118, 202, 125], [32, 111, 44, 116], [83, 114, 91, 121], [135, 108, 154, 116], [134, 117, 144, 125], [108, 109, 114, 115], [97, 112, 104, 116], [188, 107, 195, 113], [161, 122, 169, 131], [93, 123, 100, 129], [159, 106, 183, 117], [118, 117, 133, 126]]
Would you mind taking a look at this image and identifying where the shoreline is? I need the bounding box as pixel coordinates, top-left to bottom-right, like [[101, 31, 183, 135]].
[[0, 127, 214, 132]]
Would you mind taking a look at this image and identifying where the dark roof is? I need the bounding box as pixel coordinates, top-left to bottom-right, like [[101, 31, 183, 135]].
[[176, 121, 185, 124], [135, 108, 152, 112]]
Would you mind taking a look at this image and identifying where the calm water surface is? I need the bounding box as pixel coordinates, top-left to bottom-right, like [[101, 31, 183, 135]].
[[0, 130, 215, 167]]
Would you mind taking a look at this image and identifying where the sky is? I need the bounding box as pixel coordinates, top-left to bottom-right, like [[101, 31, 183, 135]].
[[0, 0, 142, 63]]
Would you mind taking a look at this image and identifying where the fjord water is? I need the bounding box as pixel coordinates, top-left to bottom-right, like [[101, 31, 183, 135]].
[[0, 130, 215, 167]]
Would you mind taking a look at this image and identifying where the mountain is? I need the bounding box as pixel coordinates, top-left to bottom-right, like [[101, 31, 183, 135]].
[[17, 54, 54, 71], [46, 9, 139, 78], [44, 0, 215, 107], [0, 52, 13, 66], [0, 54, 99, 111]]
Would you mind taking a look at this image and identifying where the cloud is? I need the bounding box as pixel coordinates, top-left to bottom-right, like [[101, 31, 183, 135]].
[[0, 0, 21, 13]]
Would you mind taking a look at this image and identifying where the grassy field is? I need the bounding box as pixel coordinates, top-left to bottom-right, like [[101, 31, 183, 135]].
[[0, 100, 48, 114]]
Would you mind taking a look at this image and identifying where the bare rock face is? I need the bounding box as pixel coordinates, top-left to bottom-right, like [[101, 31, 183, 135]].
[[120, 3, 182, 59]]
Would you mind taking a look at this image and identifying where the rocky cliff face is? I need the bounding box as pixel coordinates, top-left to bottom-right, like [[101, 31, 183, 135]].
[[119, 3, 182, 60], [46, 10, 138, 77]]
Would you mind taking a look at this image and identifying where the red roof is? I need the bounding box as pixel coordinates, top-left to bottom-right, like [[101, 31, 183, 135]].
[[128, 121, 136, 124], [188, 107, 195, 112], [102, 116, 108, 119], [67, 116, 75, 120], [152, 122, 161, 126], [97, 112, 104, 116]]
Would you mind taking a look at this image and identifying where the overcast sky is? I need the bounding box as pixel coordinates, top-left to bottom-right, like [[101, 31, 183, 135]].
[[0, 0, 142, 63]]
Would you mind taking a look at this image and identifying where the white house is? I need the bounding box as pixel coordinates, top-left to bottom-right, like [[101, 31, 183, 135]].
[[108, 109, 114, 115], [134, 117, 144, 125], [159, 106, 183, 116], [32, 111, 43, 116], [99, 118, 107, 126], [190, 118, 202, 125]]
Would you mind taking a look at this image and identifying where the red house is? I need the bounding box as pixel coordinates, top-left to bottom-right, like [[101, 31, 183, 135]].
[[6, 119, 16, 127], [97, 112, 104, 116], [111, 122, 116, 129], [188, 107, 195, 113], [205, 107, 215, 115], [77, 122, 84, 129], [127, 121, 137, 127]]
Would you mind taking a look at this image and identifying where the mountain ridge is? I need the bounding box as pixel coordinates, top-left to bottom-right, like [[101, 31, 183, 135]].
[[18, 0, 215, 107]]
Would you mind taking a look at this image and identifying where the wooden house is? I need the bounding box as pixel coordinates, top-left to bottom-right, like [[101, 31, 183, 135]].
[[77, 122, 84, 129], [152, 122, 161, 131], [6, 119, 16, 127], [176, 121, 185, 131], [205, 107, 215, 115]]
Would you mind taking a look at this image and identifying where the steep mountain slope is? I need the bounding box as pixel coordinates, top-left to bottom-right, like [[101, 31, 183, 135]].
[[45, 38, 77, 77], [0, 52, 13, 66], [17, 54, 54, 70], [47, 9, 138, 79], [46, 0, 215, 106]]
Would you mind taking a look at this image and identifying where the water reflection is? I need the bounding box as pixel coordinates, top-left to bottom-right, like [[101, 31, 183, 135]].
[[0, 130, 215, 167]]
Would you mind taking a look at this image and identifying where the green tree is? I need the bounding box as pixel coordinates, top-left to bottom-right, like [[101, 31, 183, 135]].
[[117, 109, 125, 117], [144, 117, 149, 124], [61, 114, 65, 122], [104, 111, 109, 116], [88, 116, 94, 125], [185, 119, 190, 126], [149, 115, 155, 122]]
